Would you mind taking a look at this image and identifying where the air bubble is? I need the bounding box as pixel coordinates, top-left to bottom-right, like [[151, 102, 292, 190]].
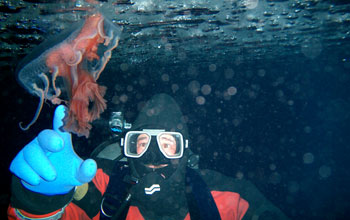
[[319, 165, 331, 178], [111, 95, 119, 104], [303, 152, 314, 164], [172, 84, 179, 93], [209, 64, 217, 72], [120, 63, 128, 71], [177, 123, 184, 130], [187, 66, 198, 76], [301, 38, 323, 59], [269, 172, 281, 185], [269, 163, 276, 171], [304, 126, 312, 133], [178, 51, 186, 60], [127, 85, 133, 92], [258, 69, 266, 77], [288, 181, 300, 193], [287, 100, 294, 106], [236, 171, 244, 180], [196, 96, 206, 105], [227, 86, 237, 96], [233, 118, 241, 127], [161, 74, 169, 82], [119, 94, 128, 103], [188, 80, 200, 95], [165, 43, 172, 51], [224, 68, 234, 79], [201, 84, 212, 95]]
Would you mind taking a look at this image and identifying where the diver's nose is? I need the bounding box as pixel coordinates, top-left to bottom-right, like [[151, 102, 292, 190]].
[[144, 140, 163, 165]]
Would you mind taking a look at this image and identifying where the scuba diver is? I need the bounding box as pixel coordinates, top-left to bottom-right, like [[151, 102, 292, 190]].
[[8, 93, 289, 220]]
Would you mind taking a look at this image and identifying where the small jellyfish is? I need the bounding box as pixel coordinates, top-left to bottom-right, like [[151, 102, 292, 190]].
[[16, 12, 122, 138]]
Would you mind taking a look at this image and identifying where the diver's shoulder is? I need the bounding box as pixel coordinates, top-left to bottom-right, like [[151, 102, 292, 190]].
[[90, 139, 127, 176], [197, 169, 250, 192]]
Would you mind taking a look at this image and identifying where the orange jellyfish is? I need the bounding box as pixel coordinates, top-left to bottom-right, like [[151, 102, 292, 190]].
[[16, 12, 122, 138]]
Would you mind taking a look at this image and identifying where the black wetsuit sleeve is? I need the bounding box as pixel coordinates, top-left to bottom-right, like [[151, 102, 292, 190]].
[[10, 175, 75, 215]]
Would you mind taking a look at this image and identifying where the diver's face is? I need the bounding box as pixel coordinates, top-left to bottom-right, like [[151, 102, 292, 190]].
[[136, 134, 169, 169]]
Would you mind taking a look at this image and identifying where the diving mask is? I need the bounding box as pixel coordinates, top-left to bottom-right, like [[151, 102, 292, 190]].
[[122, 129, 188, 159]]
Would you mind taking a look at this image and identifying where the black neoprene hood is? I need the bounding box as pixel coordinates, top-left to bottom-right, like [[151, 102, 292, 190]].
[[131, 93, 189, 139], [127, 93, 190, 179]]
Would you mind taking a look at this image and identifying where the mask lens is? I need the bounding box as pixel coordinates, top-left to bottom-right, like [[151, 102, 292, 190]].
[[125, 132, 150, 157], [124, 130, 185, 159], [157, 133, 183, 158]]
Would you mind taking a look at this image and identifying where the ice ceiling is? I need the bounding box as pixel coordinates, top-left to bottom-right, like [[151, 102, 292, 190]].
[[0, 0, 349, 70]]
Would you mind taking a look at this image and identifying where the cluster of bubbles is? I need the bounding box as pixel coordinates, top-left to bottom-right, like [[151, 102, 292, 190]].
[[186, 65, 239, 105], [303, 152, 332, 179], [106, 59, 336, 220]]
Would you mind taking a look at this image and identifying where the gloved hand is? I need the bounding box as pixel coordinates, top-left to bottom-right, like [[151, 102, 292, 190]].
[[10, 105, 97, 195]]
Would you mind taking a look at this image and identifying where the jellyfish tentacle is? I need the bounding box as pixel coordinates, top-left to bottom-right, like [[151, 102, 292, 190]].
[[46, 66, 62, 102], [105, 29, 114, 45], [50, 66, 62, 99], [93, 36, 120, 80], [71, 65, 79, 88], [19, 84, 45, 131], [97, 18, 112, 46], [97, 18, 104, 38], [38, 72, 50, 98]]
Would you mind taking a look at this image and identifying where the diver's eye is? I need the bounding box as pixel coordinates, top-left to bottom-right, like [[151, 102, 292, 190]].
[[163, 143, 170, 149]]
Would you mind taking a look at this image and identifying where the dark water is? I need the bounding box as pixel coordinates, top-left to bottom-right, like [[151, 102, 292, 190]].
[[99, 52, 350, 220], [1, 0, 350, 219]]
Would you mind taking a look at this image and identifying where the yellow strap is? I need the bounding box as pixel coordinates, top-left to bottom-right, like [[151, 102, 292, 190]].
[[73, 183, 89, 201]]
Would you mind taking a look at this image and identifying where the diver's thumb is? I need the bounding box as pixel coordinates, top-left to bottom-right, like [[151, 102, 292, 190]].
[[52, 105, 71, 141], [75, 159, 97, 184]]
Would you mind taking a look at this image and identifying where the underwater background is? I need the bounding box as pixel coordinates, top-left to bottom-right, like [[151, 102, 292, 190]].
[[0, 0, 350, 219]]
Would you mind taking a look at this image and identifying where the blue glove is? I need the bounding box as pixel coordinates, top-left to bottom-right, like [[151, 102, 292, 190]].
[[10, 105, 97, 195]]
